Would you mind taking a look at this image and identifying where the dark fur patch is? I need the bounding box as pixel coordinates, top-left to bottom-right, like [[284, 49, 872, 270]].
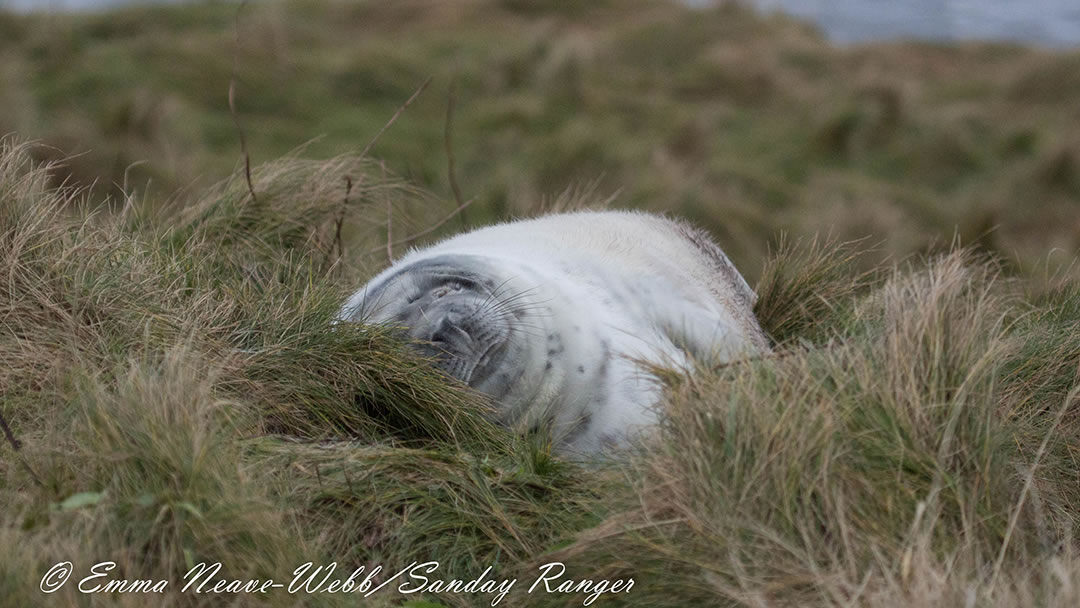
[[364, 254, 499, 308]]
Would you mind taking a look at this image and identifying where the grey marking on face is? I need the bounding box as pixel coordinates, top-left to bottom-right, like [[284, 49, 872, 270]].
[[364, 255, 500, 303], [350, 254, 523, 394], [577, 365, 585, 374]]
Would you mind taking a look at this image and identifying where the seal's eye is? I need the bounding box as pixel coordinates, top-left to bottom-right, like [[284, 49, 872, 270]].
[[431, 282, 463, 299]]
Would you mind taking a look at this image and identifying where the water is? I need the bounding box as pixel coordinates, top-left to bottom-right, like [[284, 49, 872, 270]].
[[751, 0, 1080, 46], [5, 0, 1080, 47]]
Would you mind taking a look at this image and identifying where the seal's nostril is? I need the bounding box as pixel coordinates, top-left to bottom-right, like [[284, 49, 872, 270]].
[[430, 317, 471, 346], [449, 323, 473, 345], [429, 319, 452, 345]]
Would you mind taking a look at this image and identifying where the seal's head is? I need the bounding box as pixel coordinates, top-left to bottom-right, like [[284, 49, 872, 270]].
[[338, 254, 533, 401]]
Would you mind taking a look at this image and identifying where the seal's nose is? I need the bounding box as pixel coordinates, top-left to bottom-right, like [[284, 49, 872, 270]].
[[429, 318, 452, 345], [429, 314, 472, 347]]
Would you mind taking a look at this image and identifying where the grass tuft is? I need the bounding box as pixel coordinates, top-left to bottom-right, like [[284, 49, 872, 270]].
[[754, 234, 875, 345]]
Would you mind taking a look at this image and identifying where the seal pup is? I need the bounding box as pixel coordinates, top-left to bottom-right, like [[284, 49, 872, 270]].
[[337, 210, 769, 455]]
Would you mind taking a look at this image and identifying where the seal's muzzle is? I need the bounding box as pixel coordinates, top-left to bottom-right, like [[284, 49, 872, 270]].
[[348, 255, 519, 391]]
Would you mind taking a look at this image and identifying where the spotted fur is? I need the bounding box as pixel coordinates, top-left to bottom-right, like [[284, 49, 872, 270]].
[[338, 210, 769, 455]]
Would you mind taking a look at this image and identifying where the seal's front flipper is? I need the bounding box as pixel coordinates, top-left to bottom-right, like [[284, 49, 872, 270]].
[[655, 305, 759, 365]]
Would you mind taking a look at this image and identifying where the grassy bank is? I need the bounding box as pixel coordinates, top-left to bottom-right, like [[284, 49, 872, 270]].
[[2, 136, 1078, 606], [1, 0, 1079, 606]]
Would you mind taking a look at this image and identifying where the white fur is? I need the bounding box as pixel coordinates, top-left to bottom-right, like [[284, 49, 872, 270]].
[[341, 210, 769, 455]]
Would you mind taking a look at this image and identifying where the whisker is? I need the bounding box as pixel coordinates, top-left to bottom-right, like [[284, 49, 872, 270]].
[[480, 277, 519, 309]]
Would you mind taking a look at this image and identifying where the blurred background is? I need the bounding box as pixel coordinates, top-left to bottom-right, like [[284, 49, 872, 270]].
[[8, 0, 1080, 47], [1, 0, 1078, 278]]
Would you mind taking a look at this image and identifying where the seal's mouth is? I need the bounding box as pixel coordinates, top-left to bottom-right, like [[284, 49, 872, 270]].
[[423, 324, 510, 388], [353, 254, 528, 396], [467, 334, 511, 385]]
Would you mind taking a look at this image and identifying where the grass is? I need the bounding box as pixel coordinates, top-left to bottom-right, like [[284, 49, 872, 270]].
[[0, 0, 1079, 606], [2, 0, 1080, 276], [0, 138, 585, 607]]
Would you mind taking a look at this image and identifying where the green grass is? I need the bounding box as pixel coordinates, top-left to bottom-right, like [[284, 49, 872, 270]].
[[3, 0, 1080, 276], [2, 134, 1079, 606], [1, 1, 1079, 606]]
